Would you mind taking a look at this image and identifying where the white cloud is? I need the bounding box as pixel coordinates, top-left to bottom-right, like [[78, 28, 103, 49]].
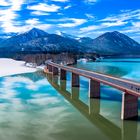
[[85, 14, 95, 19], [25, 18, 40, 25], [79, 21, 127, 34], [0, 0, 10, 6], [64, 5, 71, 10], [57, 12, 63, 15], [101, 10, 140, 35], [34, 24, 52, 31], [100, 9, 140, 22], [31, 11, 50, 16], [46, 17, 87, 28], [28, 3, 61, 17], [46, 18, 86, 27], [58, 18, 87, 27], [132, 22, 140, 28], [27, 3, 60, 12], [0, 1, 53, 33], [80, 25, 100, 33], [121, 21, 140, 34], [101, 20, 127, 27], [0, 0, 25, 33], [10, 0, 25, 11], [80, 9, 140, 34], [0, 9, 17, 22], [46, 18, 69, 22]]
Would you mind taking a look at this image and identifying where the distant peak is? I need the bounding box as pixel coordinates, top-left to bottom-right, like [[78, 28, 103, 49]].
[[112, 31, 121, 35], [100, 31, 122, 38], [105, 31, 121, 35], [32, 27, 38, 30], [22, 27, 48, 37], [29, 27, 45, 32], [112, 31, 120, 34]]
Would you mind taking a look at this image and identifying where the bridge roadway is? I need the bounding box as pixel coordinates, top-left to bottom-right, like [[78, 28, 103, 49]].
[[46, 62, 140, 120]]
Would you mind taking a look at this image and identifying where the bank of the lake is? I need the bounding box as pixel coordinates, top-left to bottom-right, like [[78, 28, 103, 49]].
[[0, 58, 36, 77]]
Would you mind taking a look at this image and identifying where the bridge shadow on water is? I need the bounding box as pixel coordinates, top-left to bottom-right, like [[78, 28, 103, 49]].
[[45, 73, 139, 140]]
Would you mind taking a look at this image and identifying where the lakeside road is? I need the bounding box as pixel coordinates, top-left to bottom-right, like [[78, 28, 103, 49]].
[[0, 58, 36, 77]]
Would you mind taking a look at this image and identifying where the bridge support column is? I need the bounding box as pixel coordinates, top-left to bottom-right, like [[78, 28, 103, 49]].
[[72, 73, 80, 87], [60, 69, 66, 80], [89, 79, 100, 98], [121, 92, 138, 120], [52, 67, 58, 75], [48, 65, 52, 72]]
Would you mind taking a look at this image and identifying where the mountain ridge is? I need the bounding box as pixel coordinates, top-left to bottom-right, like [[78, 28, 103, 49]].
[[91, 31, 140, 55], [0, 28, 140, 55]]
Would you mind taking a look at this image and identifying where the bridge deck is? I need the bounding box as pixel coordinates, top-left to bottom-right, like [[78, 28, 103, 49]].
[[48, 62, 140, 97]]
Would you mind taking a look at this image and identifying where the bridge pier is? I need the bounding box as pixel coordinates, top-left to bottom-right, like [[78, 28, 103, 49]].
[[52, 66, 59, 75], [89, 79, 100, 98], [48, 65, 53, 72], [72, 73, 80, 87], [121, 92, 138, 120], [60, 69, 66, 80]]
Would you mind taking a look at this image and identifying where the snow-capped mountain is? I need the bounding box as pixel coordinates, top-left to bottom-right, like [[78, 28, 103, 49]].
[[91, 31, 140, 55], [0, 28, 140, 55], [0, 28, 84, 53]]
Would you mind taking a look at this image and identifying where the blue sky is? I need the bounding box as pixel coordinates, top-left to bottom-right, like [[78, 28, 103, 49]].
[[0, 0, 140, 42]]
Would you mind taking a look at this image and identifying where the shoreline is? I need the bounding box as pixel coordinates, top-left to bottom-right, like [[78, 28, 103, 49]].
[[0, 58, 37, 77]]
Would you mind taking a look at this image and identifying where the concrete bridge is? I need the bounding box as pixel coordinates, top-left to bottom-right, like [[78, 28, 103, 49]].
[[46, 74, 138, 140], [45, 62, 140, 120]]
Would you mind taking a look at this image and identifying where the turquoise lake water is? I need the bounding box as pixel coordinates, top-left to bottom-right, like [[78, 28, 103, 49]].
[[0, 58, 140, 140]]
